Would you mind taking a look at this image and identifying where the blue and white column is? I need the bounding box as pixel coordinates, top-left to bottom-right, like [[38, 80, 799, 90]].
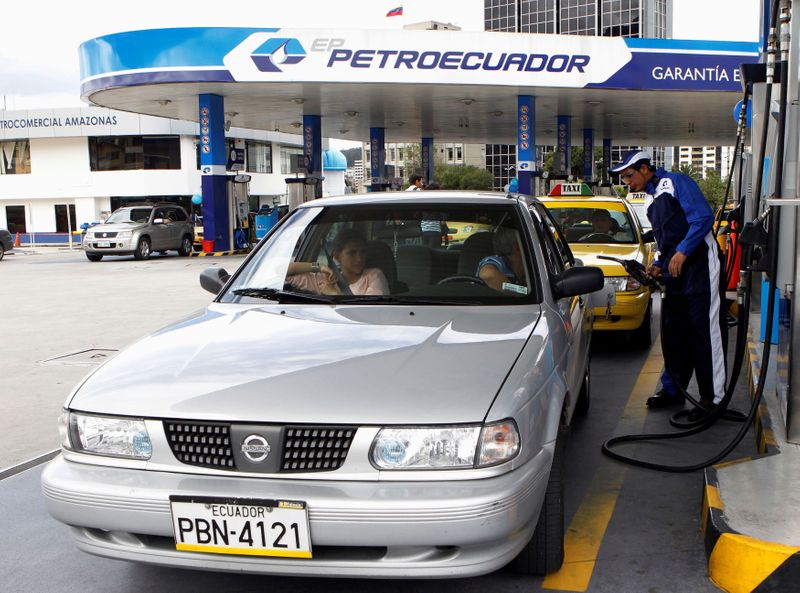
[[517, 96, 535, 195], [369, 127, 385, 192], [199, 94, 229, 252], [557, 115, 571, 177], [421, 137, 434, 185], [602, 138, 612, 183], [303, 115, 322, 199], [583, 128, 594, 181]]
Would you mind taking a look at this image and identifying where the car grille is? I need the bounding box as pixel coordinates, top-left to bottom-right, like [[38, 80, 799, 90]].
[[93, 231, 118, 238], [164, 421, 235, 469], [281, 426, 356, 472], [163, 421, 355, 473]]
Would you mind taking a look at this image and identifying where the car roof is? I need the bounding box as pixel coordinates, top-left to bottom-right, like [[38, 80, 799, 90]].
[[298, 190, 535, 208]]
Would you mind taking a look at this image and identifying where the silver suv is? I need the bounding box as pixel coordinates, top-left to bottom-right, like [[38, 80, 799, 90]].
[[83, 204, 194, 261]]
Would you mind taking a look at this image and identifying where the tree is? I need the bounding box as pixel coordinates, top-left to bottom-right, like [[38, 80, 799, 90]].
[[435, 164, 495, 190], [698, 168, 728, 209]]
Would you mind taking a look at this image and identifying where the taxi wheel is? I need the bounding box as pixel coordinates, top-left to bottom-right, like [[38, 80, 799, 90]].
[[513, 426, 565, 575], [629, 301, 652, 349]]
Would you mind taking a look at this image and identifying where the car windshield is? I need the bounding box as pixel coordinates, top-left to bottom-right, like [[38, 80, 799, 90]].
[[223, 202, 538, 305], [105, 207, 152, 224], [548, 205, 638, 244]]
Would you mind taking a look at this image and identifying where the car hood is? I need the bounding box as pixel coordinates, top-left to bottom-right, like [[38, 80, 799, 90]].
[[569, 243, 645, 276], [70, 304, 541, 424]]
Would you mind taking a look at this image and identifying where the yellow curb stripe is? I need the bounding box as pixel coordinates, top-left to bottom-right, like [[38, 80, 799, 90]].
[[711, 456, 752, 470], [542, 342, 663, 591], [709, 534, 800, 593]]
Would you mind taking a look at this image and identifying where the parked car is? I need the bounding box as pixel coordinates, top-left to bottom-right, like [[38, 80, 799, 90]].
[[82, 204, 194, 261], [42, 191, 604, 578], [0, 228, 13, 260], [542, 192, 654, 348]]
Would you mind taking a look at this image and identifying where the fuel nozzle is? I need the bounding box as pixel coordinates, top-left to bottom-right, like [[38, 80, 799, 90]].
[[597, 255, 660, 290]]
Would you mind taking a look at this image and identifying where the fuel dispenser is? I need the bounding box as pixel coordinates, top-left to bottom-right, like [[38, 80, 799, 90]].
[[286, 154, 321, 211], [227, 173, 251, 250]]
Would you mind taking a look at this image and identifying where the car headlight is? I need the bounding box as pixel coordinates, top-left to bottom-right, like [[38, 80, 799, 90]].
[[67, 412, 152, 459], [117, 231, 133, 240], [370, 420, 519, 469], [604, 276, 641, 292]]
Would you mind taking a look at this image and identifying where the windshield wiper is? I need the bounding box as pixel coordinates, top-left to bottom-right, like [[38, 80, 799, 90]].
[[338, 295, 476, 305], [232, 288, 334, 303]]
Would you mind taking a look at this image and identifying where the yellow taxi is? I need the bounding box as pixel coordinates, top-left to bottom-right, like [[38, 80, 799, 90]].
[[444, 221, 494, 245], [626, 192, 651, 233], [541, 183, 654, 348]]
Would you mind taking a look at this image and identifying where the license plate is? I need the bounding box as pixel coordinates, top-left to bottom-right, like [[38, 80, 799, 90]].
[[97, 241, 111, 247], [169, 496, 312, 558]]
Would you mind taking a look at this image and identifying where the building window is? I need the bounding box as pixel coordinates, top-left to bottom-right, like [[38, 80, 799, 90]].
[[280, 146, 304, 174], [246, 141, 273, 174], [485, 0, 518, 31], [601, 0, 641, 37], [89, 136, 181, 171], [1, 140, 31, 174], [5, 205, 26, 233], [54, 204, 77, 233], [485, 143, 517, 190]]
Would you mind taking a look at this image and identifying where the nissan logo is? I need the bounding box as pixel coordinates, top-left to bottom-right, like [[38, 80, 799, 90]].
[[241, 434, 271, 462]]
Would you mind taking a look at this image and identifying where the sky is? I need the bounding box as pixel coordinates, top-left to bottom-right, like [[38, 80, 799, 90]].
[[0, 0, 761, 112]]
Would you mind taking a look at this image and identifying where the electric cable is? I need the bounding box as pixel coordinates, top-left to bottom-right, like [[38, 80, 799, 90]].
[[599, 0, 783, 471]]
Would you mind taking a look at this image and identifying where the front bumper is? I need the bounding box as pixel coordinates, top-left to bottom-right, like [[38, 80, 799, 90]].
[[83, 241, 135, 255], [592, 289, 650, 332], [41, 448, 551, 578]]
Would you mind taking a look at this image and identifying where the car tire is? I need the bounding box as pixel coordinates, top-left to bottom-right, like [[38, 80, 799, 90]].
[[629, 301, 652, 349], [134, 237, 151, 260], [513, 426, 565, 575], [86, 253, 103, 262], [574, 359, 590, 416], [0, 244, 4, 261], [178, 235, 193, 257]]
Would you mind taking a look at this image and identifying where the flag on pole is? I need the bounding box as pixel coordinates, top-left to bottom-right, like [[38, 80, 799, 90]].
[[386, 6, 403, 17]]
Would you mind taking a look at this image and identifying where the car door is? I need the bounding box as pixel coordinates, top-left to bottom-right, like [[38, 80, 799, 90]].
[[150, 207, 171, 250], [530, 204, 591, 415]]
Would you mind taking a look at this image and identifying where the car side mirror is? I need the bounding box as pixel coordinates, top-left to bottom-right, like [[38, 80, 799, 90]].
[[641, 230, 654, 242], [552, 266, 604, 299], [200, 267, 230, 294]]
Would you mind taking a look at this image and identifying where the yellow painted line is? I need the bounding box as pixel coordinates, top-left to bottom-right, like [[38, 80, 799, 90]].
[[709, 534, 800, 593], [176, 543, 312, 558], [712, 456, 752, 470], [542, 343, 663, 591]]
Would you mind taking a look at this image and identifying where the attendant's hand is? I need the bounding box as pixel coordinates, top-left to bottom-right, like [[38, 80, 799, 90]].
[[646, 264, 663, 279], [668, 251, 687, 277]]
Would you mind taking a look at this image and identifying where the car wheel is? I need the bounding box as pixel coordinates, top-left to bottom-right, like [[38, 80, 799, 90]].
[[629, 301, 652, 349], [178, 235, 193, 256], [0, 244, 4, 261], [86, 253, 103, 262], [134, 237, 151, 260], [574, 359, 590, 416], [513, 426, 565, 575]]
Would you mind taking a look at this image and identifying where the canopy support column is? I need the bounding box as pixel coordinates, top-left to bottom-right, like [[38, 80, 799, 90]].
[[199, 94, 229, 252], [517, 96, 535, 195]]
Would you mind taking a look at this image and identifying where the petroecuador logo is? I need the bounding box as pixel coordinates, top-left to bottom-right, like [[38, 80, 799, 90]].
[[251, 38, 306, 72]]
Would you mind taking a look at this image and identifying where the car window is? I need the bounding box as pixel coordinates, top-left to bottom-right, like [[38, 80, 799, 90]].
[[105, 207, 152, 224], [173, 209, 188, 222], [547, 205, 637, 244], [531, 204, 573, 269], [224, 202, 541, 305]]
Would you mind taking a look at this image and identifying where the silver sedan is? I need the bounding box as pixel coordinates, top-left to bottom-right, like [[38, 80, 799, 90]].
[[42, 192, 603, 578]]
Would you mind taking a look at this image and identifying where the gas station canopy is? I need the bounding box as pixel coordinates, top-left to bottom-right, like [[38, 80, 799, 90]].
[[79, 28, 760, 146]]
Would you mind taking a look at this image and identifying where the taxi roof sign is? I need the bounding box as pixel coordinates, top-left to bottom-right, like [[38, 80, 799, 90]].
[[548, 182, 594, 197], [627, 192, 650, 200]]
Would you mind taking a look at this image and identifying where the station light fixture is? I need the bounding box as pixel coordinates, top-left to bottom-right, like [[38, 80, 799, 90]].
[[492, 110, 503, 117], [157, 99, 171, 106], [461, 98, 474, 106], [292, 97, 306, 105], [345, 110, 359, 117], [290, 121, 302, 128], [339, 129, 350, 134]]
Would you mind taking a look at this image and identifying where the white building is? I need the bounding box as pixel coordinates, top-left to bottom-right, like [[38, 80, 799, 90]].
[[676, 146, 735, 178], [0, 107, 303, 238]]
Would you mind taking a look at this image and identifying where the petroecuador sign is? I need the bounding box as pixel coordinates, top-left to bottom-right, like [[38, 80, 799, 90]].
[[80, 28, 759, 96]]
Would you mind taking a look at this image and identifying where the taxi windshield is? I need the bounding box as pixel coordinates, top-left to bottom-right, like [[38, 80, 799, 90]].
[[223, 202, 539, 305], [548, 206, 637, 244]]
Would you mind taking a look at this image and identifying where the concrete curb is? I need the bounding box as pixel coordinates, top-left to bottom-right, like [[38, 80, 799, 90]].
[[701, 334, 799, 592]]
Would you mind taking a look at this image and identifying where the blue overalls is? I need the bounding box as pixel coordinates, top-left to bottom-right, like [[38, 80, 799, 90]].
[[645, 169, 727, 405]]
